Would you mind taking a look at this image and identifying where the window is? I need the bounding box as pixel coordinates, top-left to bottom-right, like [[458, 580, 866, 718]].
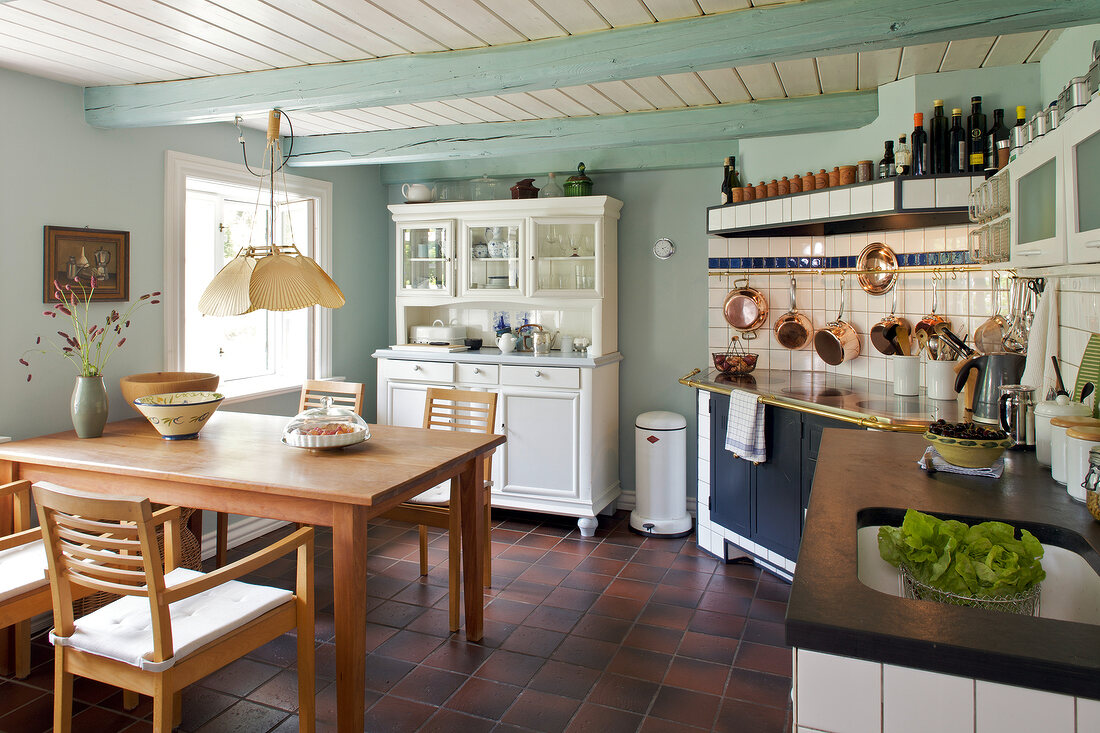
[[165, 152, 334, 400]]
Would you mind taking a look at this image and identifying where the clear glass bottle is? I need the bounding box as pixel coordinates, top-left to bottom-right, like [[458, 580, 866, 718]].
[[894, 134, 911, 176], [539, 172, 564, 198]]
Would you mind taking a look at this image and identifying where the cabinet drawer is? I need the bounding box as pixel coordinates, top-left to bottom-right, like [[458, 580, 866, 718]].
[[386, 360, 455, 383], [500, 365, 580, 389], [456, 363, 499, 385]]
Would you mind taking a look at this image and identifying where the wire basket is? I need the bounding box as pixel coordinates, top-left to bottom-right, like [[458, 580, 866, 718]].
[[899, 564, 1040, 616]]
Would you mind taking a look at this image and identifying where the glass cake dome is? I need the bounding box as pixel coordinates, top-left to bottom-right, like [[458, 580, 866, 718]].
[[282, 396, 370, 450]]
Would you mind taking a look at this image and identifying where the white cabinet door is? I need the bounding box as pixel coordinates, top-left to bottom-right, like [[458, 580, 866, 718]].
[[1062, 99, 1100, 263], [386, 381, 452, 428], [1009, 132, 1065, 267], [498, 388, 580, 499]]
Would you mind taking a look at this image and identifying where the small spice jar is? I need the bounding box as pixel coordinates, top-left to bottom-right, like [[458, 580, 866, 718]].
[[742, 185, 755, 201], [755, 181, 767, 199], [856, 160, 874, 182], [789, 174, 802, 194], [1066, 426, 1100, 502], [815, 169, 829, 189], [778, 176, 790, 195], [802, 172, 815, 191], [728, 186, 744, 203], [839, 165, 857, 185], [828, 167, 840, 187], [766, 179, 779, 198]]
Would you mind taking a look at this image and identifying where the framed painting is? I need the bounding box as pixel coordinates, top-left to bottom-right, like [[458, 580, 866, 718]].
[[44, 226, 130, 303]]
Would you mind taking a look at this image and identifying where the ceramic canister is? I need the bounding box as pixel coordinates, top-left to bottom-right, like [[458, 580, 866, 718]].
[[767, 180, 779, 198], [1065, 426, 1100, 502], [802, 172, 816, 191], [1050, 416, 1100, 484], [778, 177, 790, 196], [815, 169, 829, 189], [789, 175, 802, 194], [1033, 396, 1092, 466], [755, 181, 768, 199], [828, 167, 840, 187]]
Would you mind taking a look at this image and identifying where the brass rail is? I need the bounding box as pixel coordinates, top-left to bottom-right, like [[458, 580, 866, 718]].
[[707, 265, 1011, 279], [677, 368, 926, 433]]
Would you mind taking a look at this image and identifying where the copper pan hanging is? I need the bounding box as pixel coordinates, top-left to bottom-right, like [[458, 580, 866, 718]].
[[723, 278, 769, 333], [856, 242, 898, 295]]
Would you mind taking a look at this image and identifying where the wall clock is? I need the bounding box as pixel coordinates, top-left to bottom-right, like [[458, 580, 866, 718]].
[[653, 238, 676, 260]]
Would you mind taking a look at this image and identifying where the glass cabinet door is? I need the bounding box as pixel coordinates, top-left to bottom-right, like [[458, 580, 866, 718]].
[[398, 222, 453, 296], [461, 221, 524, 296], [531, 219, 600, 297]]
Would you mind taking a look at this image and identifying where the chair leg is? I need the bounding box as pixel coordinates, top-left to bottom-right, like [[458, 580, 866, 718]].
[[216, 511, 229, 568], [297, 537, 316, 733], [13, 620, 30, 678], [173, 691, 182, 728], [152, 676, 172, 733], [418, 525, 429, 576], [53, 648, 73, 733], [448, 504, 462, 633], [123, 689, 139, 711]]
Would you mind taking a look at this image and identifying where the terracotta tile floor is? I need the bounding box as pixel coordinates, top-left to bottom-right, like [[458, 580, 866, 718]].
[[0, 511, 793, 732]]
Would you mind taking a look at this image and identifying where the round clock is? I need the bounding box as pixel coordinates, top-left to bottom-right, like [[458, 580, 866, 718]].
[[653, 238, 676, 260]]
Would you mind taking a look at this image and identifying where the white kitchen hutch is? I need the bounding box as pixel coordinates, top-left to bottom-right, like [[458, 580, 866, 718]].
[[375, 196, 623, 536]]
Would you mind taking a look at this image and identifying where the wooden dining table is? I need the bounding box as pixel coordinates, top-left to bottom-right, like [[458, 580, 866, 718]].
[[0, 411, 504, 732]]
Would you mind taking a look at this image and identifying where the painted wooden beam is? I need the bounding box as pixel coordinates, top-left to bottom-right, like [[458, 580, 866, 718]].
[[84, 0, 1099, 128], [286, 92, 876, 166], [377, 140, 738, 185]]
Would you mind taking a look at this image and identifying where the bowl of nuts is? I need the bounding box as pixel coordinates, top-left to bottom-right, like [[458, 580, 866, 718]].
[[923, 420, 1012, 468]]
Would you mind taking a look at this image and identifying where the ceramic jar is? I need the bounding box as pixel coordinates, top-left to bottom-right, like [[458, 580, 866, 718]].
[[564, 163, 592, 196], [510, 178, 539, 199], [755, 181, 767, 199], [789, 175, 802, 194], [71, 375, 109, 439], [856, 160, 874, 182], [802, 172, 816, 191], [815, 169, 829, 189], [778, 177, 790, 195], [728, 187, 744, 203], [1034, 396, 1092, 466], [742, 185, 756, 201], [1066, 426, 1100, 502], [1050, 416, 1100, 484], [839, 165, 857, 185], [828, 167, 840, 187], [767, 180, 778, 198]]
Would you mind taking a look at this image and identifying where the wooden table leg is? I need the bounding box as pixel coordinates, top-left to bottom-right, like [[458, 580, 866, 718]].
[[458, 456, 486, 642], [0, 461, 14, 675], [331, 504, 368, 733]]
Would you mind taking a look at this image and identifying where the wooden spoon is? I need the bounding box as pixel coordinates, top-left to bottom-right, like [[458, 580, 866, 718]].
[[893, 323, 912, 356], [915, 330, 929, 359]]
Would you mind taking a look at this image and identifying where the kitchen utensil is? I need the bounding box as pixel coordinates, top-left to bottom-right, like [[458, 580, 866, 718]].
[[532, 329, 557, 355], [723, 279, 769, 332], [915, 329, 930, 358], [1034, 395, 1092, 465], [856, 242, 898, 295], [1082, 382, 1096, 403], [870, 285, 910, 355], [497, 332, 517, 353], [1074, 334, 1100, 403], [813, 277, 861, 366], [713, 335, 759, 375], [915, 276, 950, 341], [893, 323, 912, 357], [998, 384, 1037, 450], [516, 323, 544, 352], [1052, 356, 1069, 397], [954, 353, 1027, 425], [401, 183, 433, 203], [773, 276, 812, 350], [935, 324, 975, 360], [975, 274, 1009, 353]]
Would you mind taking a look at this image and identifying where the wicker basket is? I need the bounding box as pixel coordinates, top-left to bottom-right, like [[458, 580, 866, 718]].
[[899, 564, 1040, 616]]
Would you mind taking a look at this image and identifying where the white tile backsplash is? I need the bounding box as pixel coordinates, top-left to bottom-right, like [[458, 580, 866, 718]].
[[975, 681, 1075, 732], [796, 650, 881, 733], [883, 664, 974, 733]]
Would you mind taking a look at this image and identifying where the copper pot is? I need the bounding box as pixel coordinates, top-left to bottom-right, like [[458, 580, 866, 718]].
[[813, 278, 861, 365], [773, 276, 812, 350], [723, 279, 769, 332], [915, 276, 950, 340], [870, 285, 912, 355]]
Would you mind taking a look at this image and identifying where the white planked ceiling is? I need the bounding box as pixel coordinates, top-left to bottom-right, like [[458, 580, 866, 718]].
[[0, 0, 1063, 136]]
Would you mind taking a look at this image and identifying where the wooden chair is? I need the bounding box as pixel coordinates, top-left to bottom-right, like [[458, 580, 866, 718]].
[[34, 481, 315, 733], [214, 379, 367, 567], [382, 387, 498, 632]]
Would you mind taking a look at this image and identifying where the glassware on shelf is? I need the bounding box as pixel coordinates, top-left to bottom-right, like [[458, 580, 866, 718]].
[[539, 173, 564, 198], [470, 175, 501, 201]]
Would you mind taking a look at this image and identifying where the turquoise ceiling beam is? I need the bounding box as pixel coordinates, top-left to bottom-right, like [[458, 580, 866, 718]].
[[285, 92, 876, 167], [84, 0, 1098, 128], [377, 140, 737, 185]]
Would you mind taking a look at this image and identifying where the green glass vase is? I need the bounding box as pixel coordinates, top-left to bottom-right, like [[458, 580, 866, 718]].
[[71, 375, 109, 438]]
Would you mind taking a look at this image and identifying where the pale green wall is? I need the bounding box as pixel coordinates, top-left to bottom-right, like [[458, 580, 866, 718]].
[[1040, 24, 1100, 105], [0, 68, 388, 443]]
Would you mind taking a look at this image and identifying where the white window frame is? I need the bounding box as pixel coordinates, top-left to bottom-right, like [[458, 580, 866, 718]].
[[164, 150, 334, 402]]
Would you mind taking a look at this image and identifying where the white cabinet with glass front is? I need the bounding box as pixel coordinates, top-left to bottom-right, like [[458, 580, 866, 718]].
[[1062, 98, 1100, 264], [460, 220, 525, 296], [398, 221, 454, 297]]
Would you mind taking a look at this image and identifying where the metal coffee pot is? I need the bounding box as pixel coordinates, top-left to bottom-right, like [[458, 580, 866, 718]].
[[999, 384, 1036, 450], [954, 353, 1026, 425]]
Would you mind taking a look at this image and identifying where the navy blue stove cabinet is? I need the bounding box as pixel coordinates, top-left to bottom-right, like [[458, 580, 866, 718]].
[[708, 393, 861, 571]]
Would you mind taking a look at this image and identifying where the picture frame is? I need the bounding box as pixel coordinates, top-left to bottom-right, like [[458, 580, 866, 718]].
[[44, 226, 130, 303]]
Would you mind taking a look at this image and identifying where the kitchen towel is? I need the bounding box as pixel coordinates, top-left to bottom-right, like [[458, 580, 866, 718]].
[[726, 389, 766, 463], [1021, 277, 1059, 398], [917, 446, 1004, 478]]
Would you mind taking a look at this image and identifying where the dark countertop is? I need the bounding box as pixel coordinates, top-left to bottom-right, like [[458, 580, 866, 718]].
[[681, 368, 965, 431], [787, 430, 1100, 699]]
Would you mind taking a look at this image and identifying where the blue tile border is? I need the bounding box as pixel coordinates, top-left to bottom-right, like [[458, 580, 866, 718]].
[[709, 250, 972, 271]]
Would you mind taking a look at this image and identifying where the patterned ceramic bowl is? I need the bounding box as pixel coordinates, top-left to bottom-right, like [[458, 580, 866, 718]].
[[922, 431, 1012, 468], [133, 391, 224, 440]]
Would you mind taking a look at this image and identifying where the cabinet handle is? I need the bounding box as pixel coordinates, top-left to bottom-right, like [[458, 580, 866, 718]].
[[534, 370, 542, 377], [1015, 248, 1041, 256], [1086, 240, 1100, 249], [473, 368, 481, 375], [412, 365, 421, 372]]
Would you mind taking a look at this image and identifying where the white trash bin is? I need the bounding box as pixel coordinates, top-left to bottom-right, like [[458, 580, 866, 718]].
[[632, 411, 693, 537]]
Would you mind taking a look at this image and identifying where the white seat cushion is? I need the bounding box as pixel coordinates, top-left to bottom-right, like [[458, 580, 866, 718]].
[[50, 567, 292, 672], [408, 479, 494, 506], [0, 539, 48, 602]]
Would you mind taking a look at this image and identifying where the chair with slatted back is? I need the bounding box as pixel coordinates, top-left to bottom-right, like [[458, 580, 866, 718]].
[[382, 387, 498, 632], [213, 379, 367, 567], [34, 481, 315, 733]]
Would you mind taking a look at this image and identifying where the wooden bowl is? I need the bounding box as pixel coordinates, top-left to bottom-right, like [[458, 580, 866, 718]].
[[133, 391, 224, 440], [923, 431, 1012, 468], [120, 372, 219, 413]]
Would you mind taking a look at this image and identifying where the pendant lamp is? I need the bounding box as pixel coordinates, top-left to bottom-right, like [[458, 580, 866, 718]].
[[198, 110, 345, 316]]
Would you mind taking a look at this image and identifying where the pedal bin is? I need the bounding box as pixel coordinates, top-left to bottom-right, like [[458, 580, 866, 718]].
[[632, 411, 693, 537]]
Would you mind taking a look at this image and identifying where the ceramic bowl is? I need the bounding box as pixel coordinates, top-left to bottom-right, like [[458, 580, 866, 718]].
[[120, 372, 219, 414], [133, 391, 224, 440], [923, 431, 1013, 468]]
